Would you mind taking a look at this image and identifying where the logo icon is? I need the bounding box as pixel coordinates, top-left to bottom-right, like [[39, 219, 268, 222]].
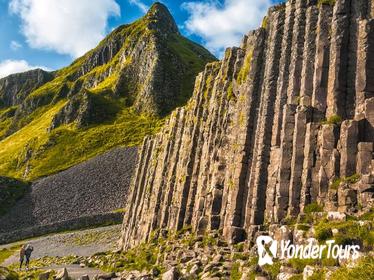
[[256, 236, 278, 266]]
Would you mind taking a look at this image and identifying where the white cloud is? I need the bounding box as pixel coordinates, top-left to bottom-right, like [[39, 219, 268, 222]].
[[129, 0, 148, 13], [10, 40, 22, 51], [0, 59, 50, 79], [182, 0, 272, 56], [9, 0, 121, 58]]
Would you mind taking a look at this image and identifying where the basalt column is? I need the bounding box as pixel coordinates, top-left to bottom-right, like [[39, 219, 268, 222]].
[[121, 0, 374, 249]]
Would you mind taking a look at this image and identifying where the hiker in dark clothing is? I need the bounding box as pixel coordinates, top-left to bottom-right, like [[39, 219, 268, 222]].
[[19, 245, 26, 269], [24, 244, 34, 270]]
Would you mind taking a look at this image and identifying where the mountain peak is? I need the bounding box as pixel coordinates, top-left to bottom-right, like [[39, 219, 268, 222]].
[[145, 2, 179, 34]]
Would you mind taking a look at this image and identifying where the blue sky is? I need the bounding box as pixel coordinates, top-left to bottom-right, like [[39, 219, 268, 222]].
[[0, 0, 281, 78]]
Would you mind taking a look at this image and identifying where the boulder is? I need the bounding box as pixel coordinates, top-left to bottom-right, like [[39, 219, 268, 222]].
[[327, 211, 346, 221], [98, 272, 116, 279], [190, 264, 202, 275], [303, 265, 315, 280], [277, 272, 296, 280], [212, 254, 223, 263], [55, 268, 69, 280], [39, 270, 53, 280], [162, 267, 179, 280], [0, 267, 18, 280], [151, 267, 160, 277]]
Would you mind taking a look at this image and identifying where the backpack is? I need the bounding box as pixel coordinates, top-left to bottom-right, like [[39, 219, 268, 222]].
[[25, 244, 33, 254]]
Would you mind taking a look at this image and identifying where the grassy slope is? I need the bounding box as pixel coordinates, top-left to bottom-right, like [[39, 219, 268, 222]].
[[0, 99, 164, 180], [0, 10, 214, 181]]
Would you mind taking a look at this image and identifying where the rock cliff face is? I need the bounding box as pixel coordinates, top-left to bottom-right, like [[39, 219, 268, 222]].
[[121, 0, 374, 249], [0, 69, 53, 107]]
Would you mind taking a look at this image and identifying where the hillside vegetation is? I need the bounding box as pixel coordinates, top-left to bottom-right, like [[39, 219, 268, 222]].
[[0, 177, 29, 216], [0, 3, 215, 180]]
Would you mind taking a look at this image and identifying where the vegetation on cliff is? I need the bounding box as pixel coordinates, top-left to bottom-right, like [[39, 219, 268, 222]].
[[0, 3, 215, 180]]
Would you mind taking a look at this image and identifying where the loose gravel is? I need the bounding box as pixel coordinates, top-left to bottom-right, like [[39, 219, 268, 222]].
[[0, 147, 137, 234]]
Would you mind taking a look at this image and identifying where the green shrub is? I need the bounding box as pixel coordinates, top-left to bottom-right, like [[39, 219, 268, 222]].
[[227, 82, 234, 101], [321, 114, 342, 125], [296, 224, 311, 231], [202, 234, 217, 247], [262, 261, 281, 279], [230, 262, 242, 280], [330, 257, 374, 280], [330, 178, 342, 190], [345, 174, 360, 184], [318, 0, 336, 6], [304, 202, 323, 214], [233, 242, 245, 252], [262, 16, 268, 29], [315, 223, 333, 241], [330, 174, 360, 190], [284, 216, 297, 225], [314, 219, 374, 249], [360, 207, 374, 220], [288, 258, 317, 273], [237, 50, 253, 85]]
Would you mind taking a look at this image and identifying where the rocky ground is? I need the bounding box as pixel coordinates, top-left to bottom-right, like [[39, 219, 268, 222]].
[[0, 147, 137, 239], [79, 208, 374, 280], [0, 209, 373, 279]]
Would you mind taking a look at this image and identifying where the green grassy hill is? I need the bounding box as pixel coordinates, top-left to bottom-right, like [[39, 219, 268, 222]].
[[0, 3, 215, 180]]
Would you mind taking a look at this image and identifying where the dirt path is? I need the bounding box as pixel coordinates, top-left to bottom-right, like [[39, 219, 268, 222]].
[[0, 225, 121, 267]]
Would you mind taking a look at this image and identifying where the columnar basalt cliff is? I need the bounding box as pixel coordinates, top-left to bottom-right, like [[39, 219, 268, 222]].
[[121, 0, 374, 249]]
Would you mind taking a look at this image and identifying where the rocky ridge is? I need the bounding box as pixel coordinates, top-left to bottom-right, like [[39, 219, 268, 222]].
[[121, 0, 374, 249], [0, 69, 53, 108]]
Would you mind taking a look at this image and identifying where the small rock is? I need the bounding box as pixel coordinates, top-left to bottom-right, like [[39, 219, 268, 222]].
[[190, 264, 202, 275], [277, 272, 296, 280], [303, 265, 315, 280], [151, 267, 160, 277], [55, 268, 69, 280], [212, 254, 223, 263], [325, 267, 339, 278], [293, 229, 306, 245], [80, 263, 86, 268], [38, 270, 52, 280], [327, 211, 346, 221], [162, 267, 179, 280], [305, 237, 318, 246], [80, 275, 90, 280], [200, 272, 210, 279], [138, 275, 153, 280], [98, 272, 116, 279]]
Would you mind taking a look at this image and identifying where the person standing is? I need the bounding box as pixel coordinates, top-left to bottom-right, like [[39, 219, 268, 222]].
[[24, 244, 34, 270], [19, 245, 26, 270]]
